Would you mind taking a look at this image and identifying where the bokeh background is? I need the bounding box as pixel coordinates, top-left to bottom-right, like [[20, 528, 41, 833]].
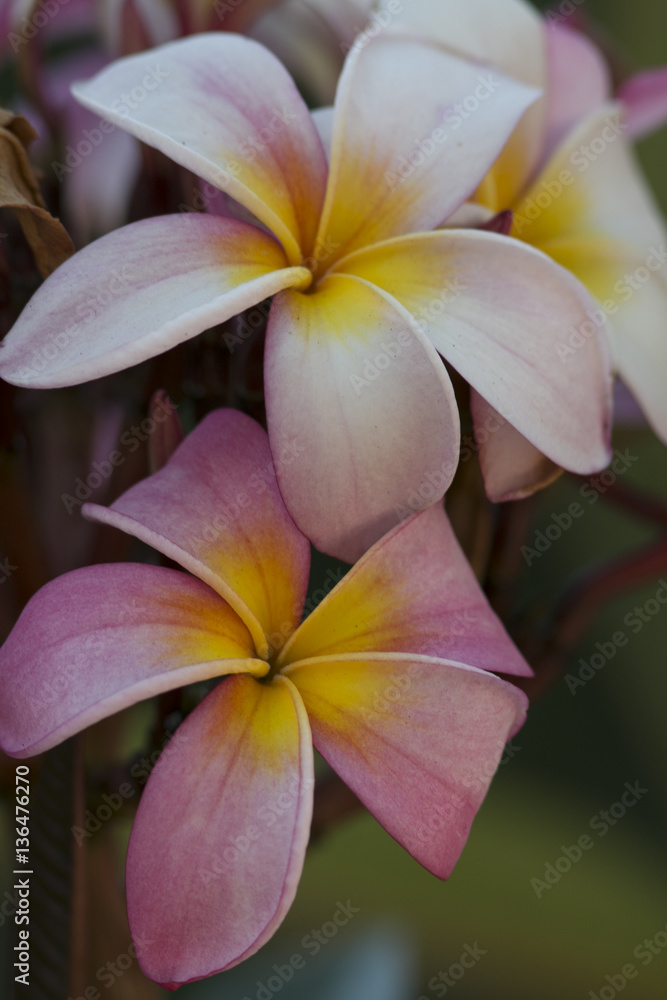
[[1, 0, 666, 997]]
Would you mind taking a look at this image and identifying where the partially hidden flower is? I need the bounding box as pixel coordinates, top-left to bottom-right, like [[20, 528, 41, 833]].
[[376, 0, 667, 496], [0, 409, 530, 988], [0, 32, 612, 560]]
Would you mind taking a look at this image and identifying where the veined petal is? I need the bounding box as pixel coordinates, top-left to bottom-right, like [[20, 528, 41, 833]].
[[544, 23, 610, 159], [385, 0, 547, 210], [618, 67, 667, 141], [72, 34, 328, 263], [284, 653, 527, 878], [127, 673, 313, 988], [265, 275, 460, 563], [279, 504, 530, 676], [470, 391, 562, 502], [0, 214, 309, 388], [314, 34, 540, 263], [336, 230, 612, 474], [84, 410, 311, 660], [0, 564, 265, 758]]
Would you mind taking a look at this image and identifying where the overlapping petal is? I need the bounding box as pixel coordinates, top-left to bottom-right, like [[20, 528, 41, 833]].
[[470, 392, 562, 502], [544, 23, 610, 159], [0, 215, 309, 388], [335, 229, 612, 474], [279, 504, 531, 676], [0, 563, 264, 758], [314, 34, 540, 264], [127, 673, 313, 987], [618, 67, 667, 141], [514, 104, 666, 255], [72, 33, 329, 262], [384, 0, 547, 210], [264, 274, 460, 562], [284, 653, 527, 878], [84, 410, 311, 657], [513, 105, 667, 439]]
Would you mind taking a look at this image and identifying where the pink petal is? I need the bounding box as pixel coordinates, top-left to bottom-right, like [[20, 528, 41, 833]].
[[618, 67, 667, 141], [127, 673, 313, 988], [337, 230, 613, 475], [315, 35, 540, 262], [84, 409, 311, 659], [544, 23, 611, 159], [0, 214, 309, 388], [265, 275, 460, 563], [285, 653, 527, 878], [279, 503, 531, 677], [470, 391, 562, 502], [72, 34, 328, 262], [0, 564, 264, 758]]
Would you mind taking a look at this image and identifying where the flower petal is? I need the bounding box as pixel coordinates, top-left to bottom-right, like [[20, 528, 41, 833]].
[[127, 673, 313, 988], [336, 230, 612, 474], [512, 104, 667, 440], [618, 67, 667, 141], [470, 391, 562, 502], [602, 267, 667, 442], [0, 563, 264, 758], [284, 653, 527, 878], [514, 104, 666, 257], [386, 0, 547, 210], [265, 275, 460, 563], [71, 34, 328, 263], [279, 503, 530, 675], [544, 23, 610, 159], [0, 214, 309, 388], [314, 34, 540, 263], [84, 409, 311, 659]]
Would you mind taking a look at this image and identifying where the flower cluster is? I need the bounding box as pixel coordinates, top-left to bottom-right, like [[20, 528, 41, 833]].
[[1, 0, 666, 990]]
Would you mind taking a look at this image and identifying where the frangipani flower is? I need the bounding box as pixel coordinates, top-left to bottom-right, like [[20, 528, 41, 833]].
[[0, 32, 612, 560], [374, 0, 667, 497], [0, 409, 530, 987]]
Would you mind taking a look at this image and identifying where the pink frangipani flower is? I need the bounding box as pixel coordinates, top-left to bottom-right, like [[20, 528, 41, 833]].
[[0, 409, 530, 987], [0, 32, 612, 560]]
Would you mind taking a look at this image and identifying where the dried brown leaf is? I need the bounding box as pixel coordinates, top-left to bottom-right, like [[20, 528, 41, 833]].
[[0, 108, 74, 277]]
